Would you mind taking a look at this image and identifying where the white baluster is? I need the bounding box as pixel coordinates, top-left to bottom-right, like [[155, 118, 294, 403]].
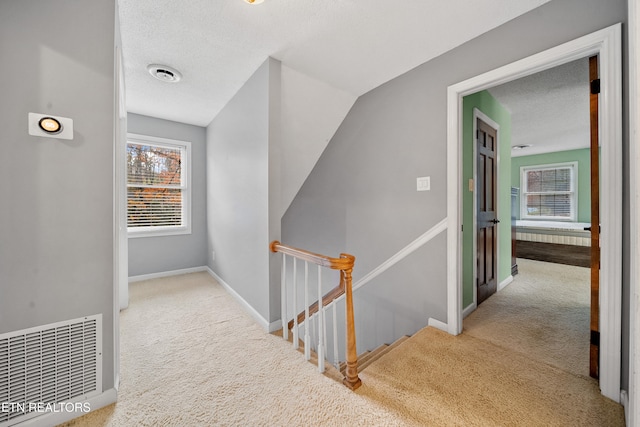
[[281, 254, 288, 341], [333, 303, 339, 368], [317, 266, 325, 373], [292, 258, 298, 349], [304, 261, 310, 361], [311, 311, 317, 351], [323, 305, 328, 363]]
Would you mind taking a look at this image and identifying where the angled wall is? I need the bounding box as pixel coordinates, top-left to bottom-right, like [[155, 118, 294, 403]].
[[206, 59, 356, 327], [282, 0, 628, 367], [280, 65, 357, 215]]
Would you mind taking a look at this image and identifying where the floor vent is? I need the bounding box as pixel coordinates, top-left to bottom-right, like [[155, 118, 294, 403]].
[[0, 315, 102, 426]]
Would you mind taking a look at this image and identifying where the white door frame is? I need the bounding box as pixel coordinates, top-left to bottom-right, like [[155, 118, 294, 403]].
[[446, 24, 622, 402], [113, 31, 128, 391], [628, 0, 640, 423]]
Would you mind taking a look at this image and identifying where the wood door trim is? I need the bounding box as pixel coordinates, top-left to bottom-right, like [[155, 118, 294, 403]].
[[589, 55, 601, 379]]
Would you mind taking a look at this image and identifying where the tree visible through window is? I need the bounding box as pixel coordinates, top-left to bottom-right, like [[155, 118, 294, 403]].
[[521, 162, 577, 221], [127, 135, 191, 236]]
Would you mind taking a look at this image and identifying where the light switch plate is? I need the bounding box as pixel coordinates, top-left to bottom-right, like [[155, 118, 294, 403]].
[[417, 176, 430, 191]]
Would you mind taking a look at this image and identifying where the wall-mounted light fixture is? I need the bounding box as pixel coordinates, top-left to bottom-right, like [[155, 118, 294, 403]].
[[28, 113, 74, 140], [244, 0, 265, 4], [38, 117, 62, 134]]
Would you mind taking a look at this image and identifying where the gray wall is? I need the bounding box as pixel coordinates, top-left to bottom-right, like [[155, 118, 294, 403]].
[[283, 0, 629, 379], [0, 0, 116, 390], [207, 58, 282, 324], [127, 113, 208, 277]]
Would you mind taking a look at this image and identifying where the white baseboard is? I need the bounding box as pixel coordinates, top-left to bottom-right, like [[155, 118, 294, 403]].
[[206, 268, 280, 332], [498, 275, 514, 292], [461, 276, 513, 322], [428, 318, 448, 332], [128, 266, 208, 283], [620, 389, 629, 426], [462, 277, 512, 320], [462, 302, 477, 319], [17, 388, 117, 427]]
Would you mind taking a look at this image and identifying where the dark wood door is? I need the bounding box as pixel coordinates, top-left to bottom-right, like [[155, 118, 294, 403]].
[[588, 55, 601, 379], [477, 118, 499, 305]]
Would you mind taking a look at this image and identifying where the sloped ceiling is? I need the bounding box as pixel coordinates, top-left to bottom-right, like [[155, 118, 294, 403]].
[[488, 57, 590, 157], [118, 0, 551, 127]]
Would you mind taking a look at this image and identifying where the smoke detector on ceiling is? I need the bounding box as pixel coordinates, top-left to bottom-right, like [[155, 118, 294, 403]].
[[147, 64, 182, 83]]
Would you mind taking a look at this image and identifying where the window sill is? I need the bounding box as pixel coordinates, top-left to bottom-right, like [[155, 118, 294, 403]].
[[520, 216, 576, 222], [127, 226, 191, 239]]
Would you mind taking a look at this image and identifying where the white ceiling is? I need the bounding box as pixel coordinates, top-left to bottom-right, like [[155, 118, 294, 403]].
[[118, 0, 551, 127], [488, 57, 590, 157]]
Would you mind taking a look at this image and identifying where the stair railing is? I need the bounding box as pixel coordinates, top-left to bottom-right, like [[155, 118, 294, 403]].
[[270, 241, 362, 390]]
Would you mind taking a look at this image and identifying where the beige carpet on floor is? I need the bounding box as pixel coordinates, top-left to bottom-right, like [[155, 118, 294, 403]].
[[464, 258, 590, 378], [61, 273, 408, 426], [61, 269, 624, 427], [358, 327, 623, 426]]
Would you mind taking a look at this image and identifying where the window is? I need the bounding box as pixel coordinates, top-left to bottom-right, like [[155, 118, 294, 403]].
[[127, 134, 191, 237], [520, 162, 577, 221]]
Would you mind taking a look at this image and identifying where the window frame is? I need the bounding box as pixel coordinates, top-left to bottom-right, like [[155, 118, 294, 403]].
[[126, 133, 192, 238], [520, 161, 578, 222]]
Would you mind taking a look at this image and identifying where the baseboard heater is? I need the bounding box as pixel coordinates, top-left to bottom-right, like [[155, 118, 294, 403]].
[[0, 315, 102, 426]]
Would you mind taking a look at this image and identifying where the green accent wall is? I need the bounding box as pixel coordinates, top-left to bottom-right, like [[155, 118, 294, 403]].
[[511, 148, 591, 223], [462, 91, 512, 309]]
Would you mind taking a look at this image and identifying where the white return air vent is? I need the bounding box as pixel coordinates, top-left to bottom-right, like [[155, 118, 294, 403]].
[[0, 315, 102, 426]]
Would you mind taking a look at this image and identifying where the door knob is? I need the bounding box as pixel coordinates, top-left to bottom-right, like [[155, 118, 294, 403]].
[[490, 219, 500, 224]]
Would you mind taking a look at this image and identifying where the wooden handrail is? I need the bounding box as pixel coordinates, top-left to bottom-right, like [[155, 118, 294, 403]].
[[271, 240, 361, 390], [270, 241, 355, 271], [287, 283, 345, 331]]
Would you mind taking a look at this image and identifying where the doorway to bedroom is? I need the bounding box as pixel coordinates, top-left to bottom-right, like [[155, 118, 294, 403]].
[[462, 56, 598, 380], [448, 22, 621, 402]]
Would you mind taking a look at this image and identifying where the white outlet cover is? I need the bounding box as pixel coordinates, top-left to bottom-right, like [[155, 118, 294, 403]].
[[28, 112, 74, 140], [417, 176, 430, 191]]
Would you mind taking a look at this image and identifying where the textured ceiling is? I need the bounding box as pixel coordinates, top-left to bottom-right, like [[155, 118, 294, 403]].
[[119, 0, 551, 127], [488, 57, 590, 157]]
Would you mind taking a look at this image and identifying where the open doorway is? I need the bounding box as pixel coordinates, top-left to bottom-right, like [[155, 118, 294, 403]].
[[465, 259, 591, 378], [462, 57, 594, 378], [446, 24, 622, 401]]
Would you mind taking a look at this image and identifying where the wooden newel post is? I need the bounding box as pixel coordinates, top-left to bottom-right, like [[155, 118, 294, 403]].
[[341, 255, 362, 390]]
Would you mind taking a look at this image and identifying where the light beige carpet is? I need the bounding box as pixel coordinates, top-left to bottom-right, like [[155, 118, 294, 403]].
[[61, 272, 408, 426], [464, 258, 590, 378], [358, 327, 623, 426], [61, 269, 624, 426]]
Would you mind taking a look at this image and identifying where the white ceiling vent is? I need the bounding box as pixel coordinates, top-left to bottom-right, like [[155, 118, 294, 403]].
[[147, 64, 182, 83]]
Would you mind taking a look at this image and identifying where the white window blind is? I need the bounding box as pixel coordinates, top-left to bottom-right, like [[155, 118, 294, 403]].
[[521, 162, 577, 221], [127, 134, 191, 237]]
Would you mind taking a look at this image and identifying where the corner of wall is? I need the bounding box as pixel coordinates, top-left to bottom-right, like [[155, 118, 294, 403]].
[[268, 57, 283, 322]]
